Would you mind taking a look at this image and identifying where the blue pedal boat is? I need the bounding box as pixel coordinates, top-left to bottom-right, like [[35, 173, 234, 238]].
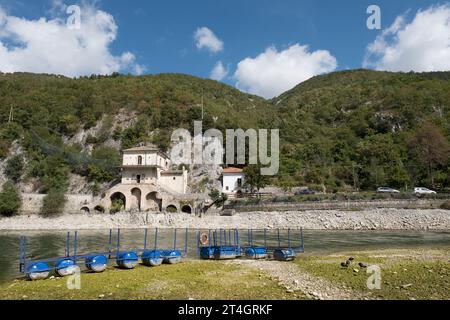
[[116, 251, 139, 269], [245, 247, 268, 260], [273, 248, 296, 261], [141, 250, 163, 266], [27, 262, 51, 281], [161, 250, 182, 264], [56, 258, 77, 277], [85, 255, 108, 273]]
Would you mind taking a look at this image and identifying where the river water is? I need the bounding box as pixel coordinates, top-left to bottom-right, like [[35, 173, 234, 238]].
[[0, 229, 449, 284]]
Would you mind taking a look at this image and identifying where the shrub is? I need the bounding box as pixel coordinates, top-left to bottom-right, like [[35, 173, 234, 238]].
[[5, 155, 24, 182], [40, 190, 67, 217], [0, 181, 21, 217]]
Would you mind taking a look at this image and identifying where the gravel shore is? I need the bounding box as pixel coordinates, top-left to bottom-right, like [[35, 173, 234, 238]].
[[0, 209, 449, 231]]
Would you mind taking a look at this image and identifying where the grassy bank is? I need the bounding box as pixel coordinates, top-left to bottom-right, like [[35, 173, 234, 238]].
[[1, 249, 448, 300], [0, 260, 298, 300], [295, 249, 450, 300]]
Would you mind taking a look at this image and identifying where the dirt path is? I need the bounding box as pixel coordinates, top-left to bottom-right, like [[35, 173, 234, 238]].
[[231, 260, 371, 300]]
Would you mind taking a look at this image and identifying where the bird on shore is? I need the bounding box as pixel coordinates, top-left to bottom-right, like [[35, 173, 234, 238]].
[[341, 260, 352, 268], [358, 262, 368, 268], [348, 257, 354, 261]]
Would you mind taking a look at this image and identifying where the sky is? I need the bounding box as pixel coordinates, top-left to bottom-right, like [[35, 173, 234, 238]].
[[0, 0, 449, 98]]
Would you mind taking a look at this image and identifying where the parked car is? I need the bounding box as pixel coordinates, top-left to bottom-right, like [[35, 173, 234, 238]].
[[377, 187, 400, 194], [295, 188, 316, 195], [414, 187, 437, 195]]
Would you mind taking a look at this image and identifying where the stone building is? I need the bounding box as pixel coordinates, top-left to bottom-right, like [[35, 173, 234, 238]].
[[88, 146, 202, 214]]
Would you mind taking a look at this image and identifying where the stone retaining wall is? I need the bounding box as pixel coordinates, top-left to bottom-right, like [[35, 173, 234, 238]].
[[225, 199, 445, 212]]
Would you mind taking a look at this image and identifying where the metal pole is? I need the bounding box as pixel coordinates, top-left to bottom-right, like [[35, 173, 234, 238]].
[[144, 229, 148, 250], [251, 229, 254, 247], [66, 232, 70, 257], [154, 228, 158, 250], [108, 229, 113, 258], [74, 231, 78, 261], [117, 229, 121, 255], [288, 228, 291, 249], [228, 229, 231, 246], [264, 229, 267, 249], [19, 237, 23, 273], [174, 229, 177, 250], [277, 229, 281, 248], [24, 237, 27, 271]]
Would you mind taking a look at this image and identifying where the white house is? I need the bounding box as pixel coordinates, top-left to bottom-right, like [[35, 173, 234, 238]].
[[222, 167, 245, 197]]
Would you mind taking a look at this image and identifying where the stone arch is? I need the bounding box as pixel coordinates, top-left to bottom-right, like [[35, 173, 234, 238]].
[[146, 192, 162, 212], [110, 192, 126, 214], [80, 206, 90, 214], [130, 188, 142, 211], [181, 205, 192, 214], [166, 205, 178, 213], [94, 205, 105, 214]]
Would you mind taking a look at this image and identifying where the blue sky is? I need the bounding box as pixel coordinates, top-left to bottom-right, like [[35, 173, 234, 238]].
[[0, 0, 449, 97]]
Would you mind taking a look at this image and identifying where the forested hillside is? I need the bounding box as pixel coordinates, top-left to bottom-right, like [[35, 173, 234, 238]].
[[0, 69, 449, 199]]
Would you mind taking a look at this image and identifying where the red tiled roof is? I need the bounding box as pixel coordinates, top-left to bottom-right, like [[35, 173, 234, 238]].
[[223, 167, 244, 174]]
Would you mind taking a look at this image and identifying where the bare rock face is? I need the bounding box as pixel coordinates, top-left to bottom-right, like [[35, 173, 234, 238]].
[[187, 164, 223, 196]]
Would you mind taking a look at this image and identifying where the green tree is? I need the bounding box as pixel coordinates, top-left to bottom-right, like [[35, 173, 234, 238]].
[[87, 146, 121, 183], [208, 189, 228, 209], [0, 181, 21, 217], [408, 123, 450, 187], [40, 189, 66, 218], [244, 165, 270, 197], [5, 155, 24, 183]]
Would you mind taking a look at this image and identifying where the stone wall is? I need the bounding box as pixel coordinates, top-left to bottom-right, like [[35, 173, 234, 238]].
[[225, 199, 446, 212], [20, 193, 95, 214]]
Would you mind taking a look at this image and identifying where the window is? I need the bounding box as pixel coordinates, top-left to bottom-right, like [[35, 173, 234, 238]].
[[237, 178, 242, 187], [138, 156, 143, 165], [226, 186, 229, 191]]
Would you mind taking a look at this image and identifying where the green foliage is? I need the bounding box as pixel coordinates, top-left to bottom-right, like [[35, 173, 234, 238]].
[[0, 181, 21, 217], [110, 198, 125, 214], [208, 189, 228, 208], [1, 70, 450, 193], [244, 165, 270, 195], [40, 189, 67, 218], [87, 146, 121, 183], [5, 155, 24, 182]]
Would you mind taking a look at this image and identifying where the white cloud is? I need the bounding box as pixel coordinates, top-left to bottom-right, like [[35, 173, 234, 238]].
[[194, 27, 223, 53], [234, 44, 337, 99], [364, 4, 450, 72], [0, 4, 146, 77], [210, 61, 228, 81]]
